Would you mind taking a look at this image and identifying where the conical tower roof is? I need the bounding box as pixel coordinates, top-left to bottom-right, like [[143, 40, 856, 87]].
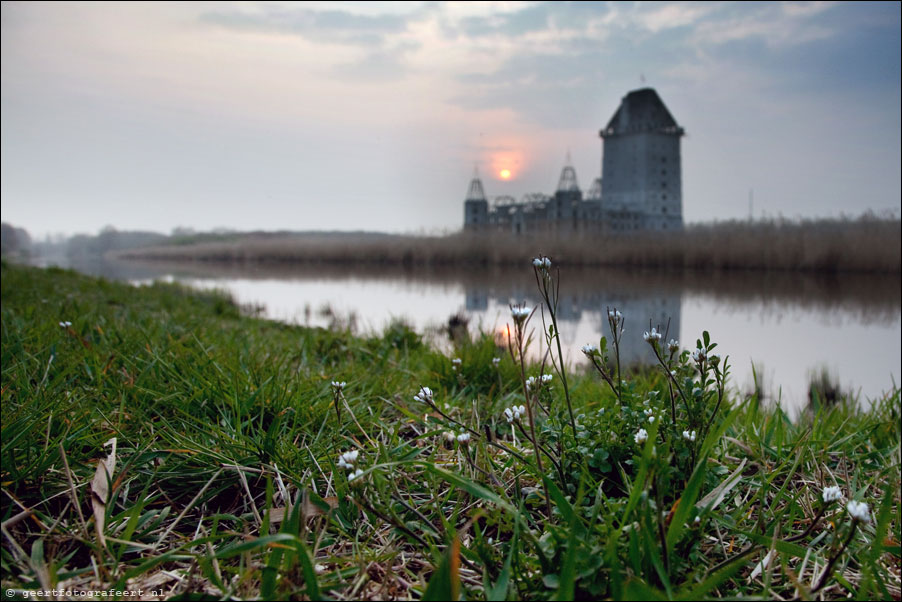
[[465, 169, 487, 202], [556, 153, 579, 192]]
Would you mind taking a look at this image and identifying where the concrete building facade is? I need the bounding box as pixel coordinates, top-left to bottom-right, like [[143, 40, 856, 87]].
[[464, 87, 684, 234]]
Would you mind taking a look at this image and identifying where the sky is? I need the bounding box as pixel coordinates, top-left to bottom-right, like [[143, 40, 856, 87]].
[[2, 1, 900, 238]]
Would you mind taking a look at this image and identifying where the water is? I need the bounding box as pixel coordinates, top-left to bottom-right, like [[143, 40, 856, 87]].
[[63, 257, 902, 414]]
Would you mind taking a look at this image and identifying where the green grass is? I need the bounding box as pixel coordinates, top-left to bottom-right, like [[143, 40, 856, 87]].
[[1, 260, 899, 600]]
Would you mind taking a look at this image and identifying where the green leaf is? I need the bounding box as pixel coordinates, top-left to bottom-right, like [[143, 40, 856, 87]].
[[486, 523, 518, 601], [215, 533, 297, 559], [666, 451, 707, 556], [623, 579, 668, 601], [423, 538, 460, 601], [735, 530, 807, 558], [420, 463, 516, 515], [675, 552, 749, 600]]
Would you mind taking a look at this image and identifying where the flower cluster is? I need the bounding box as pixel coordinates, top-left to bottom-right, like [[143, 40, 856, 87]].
[[822, 485, 842, 503], [59, 321, 72, 328], [503, 404, 527, 423], [846, 500, 870, 523], [413, 387, 433, 404], [692, 347, 707, 362], [331, 380, 346, 391], [682, 430, 697, 442], [643, 327, 662, 343], [525, 373, 553, 391], [634, 428, 648, 444], [337, 449, 359, 470], [452, 358, 462, 371], [492, 357, 501, 367], [456, 432, 470, 444], [581, 343, 598, 356], [668, 339, 679, 353], [510, 305, 531, 324], [532, 256, 552, 270]]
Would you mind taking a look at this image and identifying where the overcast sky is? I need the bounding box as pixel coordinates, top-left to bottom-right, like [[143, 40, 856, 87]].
[[2, 1, 900, 238]]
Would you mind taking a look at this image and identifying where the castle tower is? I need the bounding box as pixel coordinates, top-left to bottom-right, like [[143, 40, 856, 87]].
[[463, 170, 489, 231], [600, 88, 684, 231]]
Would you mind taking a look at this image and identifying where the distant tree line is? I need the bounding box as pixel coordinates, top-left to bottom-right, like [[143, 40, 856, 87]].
[[0, 223, 32, 258]]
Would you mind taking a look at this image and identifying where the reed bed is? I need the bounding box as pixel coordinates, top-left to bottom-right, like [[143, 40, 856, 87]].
[[117, 216, 902, 274]]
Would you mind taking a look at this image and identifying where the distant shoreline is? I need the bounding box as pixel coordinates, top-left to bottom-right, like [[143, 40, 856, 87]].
[[116, 217, 901, 274]]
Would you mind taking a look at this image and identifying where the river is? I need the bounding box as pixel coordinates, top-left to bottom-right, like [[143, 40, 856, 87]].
[[57, 257, 901, 415]]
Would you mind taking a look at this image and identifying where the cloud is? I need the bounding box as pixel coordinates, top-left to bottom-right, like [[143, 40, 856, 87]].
[[199, 5, 409, 47], [331, 42, 421, 83]]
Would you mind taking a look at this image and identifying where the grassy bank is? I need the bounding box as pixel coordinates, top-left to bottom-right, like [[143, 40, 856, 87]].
[[116, 215, 902, 274], [1, 261, 900, 600]]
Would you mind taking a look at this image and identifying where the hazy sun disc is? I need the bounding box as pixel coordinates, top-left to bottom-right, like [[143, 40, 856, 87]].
[[499, 169, 512, 180]]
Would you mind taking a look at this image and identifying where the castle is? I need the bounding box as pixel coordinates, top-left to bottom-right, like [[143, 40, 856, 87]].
[[464, 88, 684, 234]]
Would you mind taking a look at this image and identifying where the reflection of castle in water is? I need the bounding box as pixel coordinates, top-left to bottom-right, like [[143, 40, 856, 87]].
[[465, 284, 681, 366]]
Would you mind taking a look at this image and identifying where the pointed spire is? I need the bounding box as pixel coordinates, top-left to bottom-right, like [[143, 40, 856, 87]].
[[556, 153, 579, 192], [466, 166, 486, 201]]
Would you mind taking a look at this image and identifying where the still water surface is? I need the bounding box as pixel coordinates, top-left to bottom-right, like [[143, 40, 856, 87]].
[[78, 259, 902, 415]]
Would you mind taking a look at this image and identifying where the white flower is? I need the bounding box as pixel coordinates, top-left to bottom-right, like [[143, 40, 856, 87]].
[[693, 516, 701, 525], [846, 500, 870, 523], [444, 431, 457, 443], [452, 358, 461, 366], [348, 468, 365, 482], [643, 328, 662, 343], [643, 408, 654, 416], [608, 309, 622, 324], [414, 387, 434, 403], [337, 450, 359, 470], [668, 339, 679, 352], [504, 405, 526, 423], [525, 376, 537, 391], [59, 321, 72, 328], [648, 415, 655, 423], [541, 373, 553, 384], [457, 432, 470, 444], [511, 306, 531, 324], [822, 486, 842, 503], [532, 256, 552, 270], [492, 357, 501, 367], [634, 429, 648, 444], [692, 347, 707, 362], [314, 563, 327, 575], [581, 344, 598, 356], [331, 380, 346, 390], [682, 430, 697, 442]]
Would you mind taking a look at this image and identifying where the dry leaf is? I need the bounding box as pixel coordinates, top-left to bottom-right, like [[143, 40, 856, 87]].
[[90, 437, 117, 549]]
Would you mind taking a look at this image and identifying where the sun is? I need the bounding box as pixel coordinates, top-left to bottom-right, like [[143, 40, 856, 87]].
[[499, 169, 512, 180]]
